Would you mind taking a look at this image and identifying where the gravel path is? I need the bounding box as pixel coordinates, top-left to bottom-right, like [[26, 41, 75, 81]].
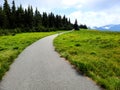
[[0, 34, 101, 90]]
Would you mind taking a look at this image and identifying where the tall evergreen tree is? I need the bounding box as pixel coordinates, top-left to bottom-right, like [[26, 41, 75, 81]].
[[79, 24, 88, 29], [62, 15, 71, 29], [0, 6, 4, 28], [42, 12, 48, 27], [34, 8, 42, 27], [33, 8, 43, 31], [68, 18, 71, 24], [11, 0, 16, 28], [73, 19, 79, 30], [0, 0, 74, 32], [48, 12, 55, 28], [66, 18, 73, 30], [26, 6, 34, 29], [16, 4, 24, 28], [62, 15, 66, 27], [3, 0, 11, 28], [55, 15, 62, 29], [11, 0, 16, 14]]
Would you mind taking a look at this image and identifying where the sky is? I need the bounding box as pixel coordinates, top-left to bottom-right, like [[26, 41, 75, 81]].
[[1, 0, 120, 27]]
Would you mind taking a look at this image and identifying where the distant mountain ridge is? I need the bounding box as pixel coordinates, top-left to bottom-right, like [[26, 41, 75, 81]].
[[93, 24, 120, 31]]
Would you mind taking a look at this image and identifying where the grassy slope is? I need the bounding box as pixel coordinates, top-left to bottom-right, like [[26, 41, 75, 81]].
[[0, 32, 55, 80], [54, 29, 120, 90]]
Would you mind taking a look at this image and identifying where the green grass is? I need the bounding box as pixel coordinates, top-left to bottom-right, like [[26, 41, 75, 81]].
[[0, 32, 55, 80], [54, 29, 120, 90]]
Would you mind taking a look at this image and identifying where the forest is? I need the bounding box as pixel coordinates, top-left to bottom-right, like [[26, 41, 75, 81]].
[[0, 0, 73, 34]]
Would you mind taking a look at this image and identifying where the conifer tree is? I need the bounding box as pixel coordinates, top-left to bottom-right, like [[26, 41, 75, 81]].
[[79, 24, 88, 29], [0, 6, 4, 28], [42, 12, 48, 27], [11, 0, 16, 14], [48, 12, 55, 28], [55, 15, 61, 28], [3, 0, 11, 28], [11, 0, 16, 28], [27, 6, 34, 29], [74, 19, 79, 30], [16, 4, 24, 28], [0, 0, 73, 32], [34, 8, 42, 27], [62, 15, 66, 28]]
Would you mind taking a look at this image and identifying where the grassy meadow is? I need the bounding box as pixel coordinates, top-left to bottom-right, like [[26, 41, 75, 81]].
[[54, 29, 120, 90], [0, 32, 55, 80]]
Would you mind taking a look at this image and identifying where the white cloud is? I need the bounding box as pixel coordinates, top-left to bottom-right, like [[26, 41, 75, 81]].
[[64, 0, 120, 27], [62, 0, 80, 6], [1, 0, 120, 27], [68, 10, 120, 27]]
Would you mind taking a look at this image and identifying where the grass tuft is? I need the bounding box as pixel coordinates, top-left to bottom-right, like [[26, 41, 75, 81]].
[[0, 32, 55, 80], [54, 29, 120, 90]]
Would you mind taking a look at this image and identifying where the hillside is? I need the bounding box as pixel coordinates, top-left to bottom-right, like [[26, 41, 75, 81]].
[[54, 29, 120, 90], [94, 24, 120, 31]]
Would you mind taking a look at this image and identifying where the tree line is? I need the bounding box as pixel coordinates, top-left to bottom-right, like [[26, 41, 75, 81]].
[[73, 19, 88, 30], [0, 0, 73, 33]]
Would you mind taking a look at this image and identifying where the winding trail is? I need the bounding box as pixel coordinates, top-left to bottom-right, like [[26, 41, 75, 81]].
[[0, 33, 101, 90]]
